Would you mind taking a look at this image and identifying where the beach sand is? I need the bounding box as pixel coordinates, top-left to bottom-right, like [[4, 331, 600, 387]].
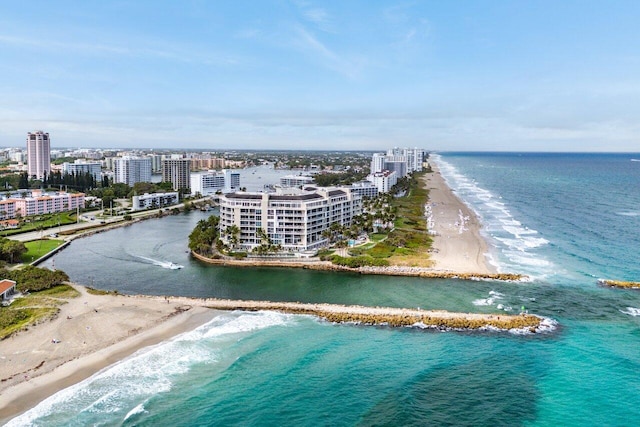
[[423, 161, 495, 274], [0, 285, 217, 422]]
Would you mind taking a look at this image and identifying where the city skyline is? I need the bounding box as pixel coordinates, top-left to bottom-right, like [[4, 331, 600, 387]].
[[2, 1, 640, 152]]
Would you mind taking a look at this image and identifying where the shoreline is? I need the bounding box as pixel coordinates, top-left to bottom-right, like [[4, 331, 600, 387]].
[[1, 284, 549, 422], [0, 285, 218, 423], [190, 251, 524, 281], [423, 160, 496, 274]]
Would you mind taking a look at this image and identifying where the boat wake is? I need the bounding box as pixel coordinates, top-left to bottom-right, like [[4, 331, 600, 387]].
[[136, 256, 183, 270], [620, 307, 640, 317]]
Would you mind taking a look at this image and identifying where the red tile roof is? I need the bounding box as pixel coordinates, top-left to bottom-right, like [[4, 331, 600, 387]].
[[0, 279, 16, 294]]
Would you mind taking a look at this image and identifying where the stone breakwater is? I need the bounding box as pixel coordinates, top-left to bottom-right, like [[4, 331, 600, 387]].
[[598, 279, 640, 289], [140, 295, 547, 333], [190, 251, 526, 282]]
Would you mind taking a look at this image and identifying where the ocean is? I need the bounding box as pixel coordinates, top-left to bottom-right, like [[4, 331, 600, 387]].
[[9, 152, 640, 426]]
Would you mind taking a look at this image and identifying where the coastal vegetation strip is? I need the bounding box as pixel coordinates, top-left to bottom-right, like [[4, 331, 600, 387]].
[[0, 284, 78, 339], [0, 270, 71, 339], [598, 279, 640, 289], [346, 172, 434, 266]]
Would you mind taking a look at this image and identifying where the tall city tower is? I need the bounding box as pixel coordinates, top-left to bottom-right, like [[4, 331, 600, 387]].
[[27, 130, 51, 180]]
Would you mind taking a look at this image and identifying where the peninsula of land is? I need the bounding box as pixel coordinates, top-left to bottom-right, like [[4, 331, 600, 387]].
[[191, 160, 513, 281]]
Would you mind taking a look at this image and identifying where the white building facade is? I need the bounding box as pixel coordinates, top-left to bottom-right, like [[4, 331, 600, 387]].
[[62, 160, 102, 180], [279, 175, 315, 188], [114, 157, 152, 186], [367, 170, 398, 194], [190, 169, 240, 196], [131, 192, 179, 211], [218, 187, 362, 252]]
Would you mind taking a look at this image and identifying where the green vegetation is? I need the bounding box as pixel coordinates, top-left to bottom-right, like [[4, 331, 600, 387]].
[[313, 170, 368, 186], [21, 239, 65, 263], [0, 237, 27, 264], [329, 255, 389, 268], [1, 212, 77, 237], [352, 171, 433, 266], [0, 283, 77, 339], [0, 265, 70, 292], [325, 171, 433, 267], [86, 287, 119, 295], [188, 215, 220, 256]]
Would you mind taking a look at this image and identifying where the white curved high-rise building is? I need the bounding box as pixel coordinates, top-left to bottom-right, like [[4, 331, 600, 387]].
[[26, 130, 51, 180]]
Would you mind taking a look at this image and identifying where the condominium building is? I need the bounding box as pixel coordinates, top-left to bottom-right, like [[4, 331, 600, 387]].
[[342, 180, 379, 199], [218, 187, 362, 252], [367, 170, 398, 194], [190, 169, 240, 196], [190, 157, 227, 171], [279, 175, 315, 188], [405, 148, 424, 173], [62, 159, 102, 180], [370, 153, 386, 174], [26, 131, 51, 180], [114, 157, 152, 186], [131, 192, 179, 211], [162, 159, 191, 191], [148, 154, 163, 173]]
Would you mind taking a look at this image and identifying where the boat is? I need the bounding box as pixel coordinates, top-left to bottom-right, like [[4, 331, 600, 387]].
[[166, 262, 183, 270]]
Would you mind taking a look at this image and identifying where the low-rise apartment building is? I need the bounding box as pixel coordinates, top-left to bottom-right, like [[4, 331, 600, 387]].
[[131, 192, 179, 211], [0, 190, 85, 219]]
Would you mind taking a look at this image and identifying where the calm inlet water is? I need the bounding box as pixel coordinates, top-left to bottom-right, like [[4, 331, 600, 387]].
[[9, 153, 640, 426]]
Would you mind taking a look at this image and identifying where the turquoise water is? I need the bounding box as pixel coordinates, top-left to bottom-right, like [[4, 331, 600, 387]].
[[9, 153, 640, 426]]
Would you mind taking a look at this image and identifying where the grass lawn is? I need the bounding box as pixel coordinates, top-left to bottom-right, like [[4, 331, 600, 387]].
[[21, 239, 65, 263], [1, 213, 77, 237]]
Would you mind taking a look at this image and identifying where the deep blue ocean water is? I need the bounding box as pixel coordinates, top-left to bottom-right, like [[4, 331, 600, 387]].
[[7, 152, 640, 426]]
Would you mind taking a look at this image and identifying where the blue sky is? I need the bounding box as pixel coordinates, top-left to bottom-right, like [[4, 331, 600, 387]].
[[1, 1, 639, 151]]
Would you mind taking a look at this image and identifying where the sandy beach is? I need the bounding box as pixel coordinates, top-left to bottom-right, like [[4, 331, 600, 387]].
[[0, 282, 546, 422], [422, 161, 495, 274], [0, 285, 217, 422]]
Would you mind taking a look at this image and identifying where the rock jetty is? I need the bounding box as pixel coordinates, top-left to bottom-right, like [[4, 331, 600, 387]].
[[151, 296, 547, 333], [598, 279, 640, 289]]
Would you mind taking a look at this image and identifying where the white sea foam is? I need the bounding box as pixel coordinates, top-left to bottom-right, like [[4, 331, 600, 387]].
[[6, 311, 295, 427], [123, 402, 147, 421], [616, 211, 640, 217], [473, 291, 504, 306], [432, 154, 552, 276], [509, 316, 558, 335], [620, 307, 640, 317]]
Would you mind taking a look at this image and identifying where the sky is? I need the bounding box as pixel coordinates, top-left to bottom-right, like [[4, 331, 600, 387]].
[[1, 1, 640, 151]]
